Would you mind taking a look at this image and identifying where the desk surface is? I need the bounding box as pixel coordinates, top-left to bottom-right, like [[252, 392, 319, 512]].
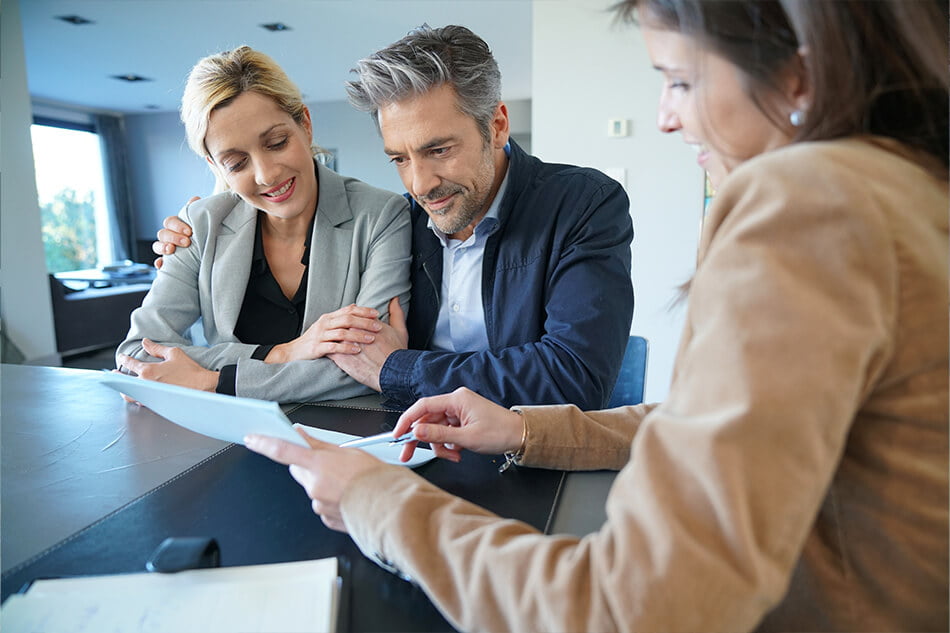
[[1, 365, 615, 632], [1, 365, 228, 572]]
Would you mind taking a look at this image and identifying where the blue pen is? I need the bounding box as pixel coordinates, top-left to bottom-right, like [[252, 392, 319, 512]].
[[338, 430, 417, 449]]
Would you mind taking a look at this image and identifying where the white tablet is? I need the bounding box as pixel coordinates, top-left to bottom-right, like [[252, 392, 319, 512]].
[[100, 372, 433, 467]]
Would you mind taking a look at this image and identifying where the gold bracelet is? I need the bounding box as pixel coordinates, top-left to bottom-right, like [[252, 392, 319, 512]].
[[513, 410, 528, 458], [499, 410, 527, 474]]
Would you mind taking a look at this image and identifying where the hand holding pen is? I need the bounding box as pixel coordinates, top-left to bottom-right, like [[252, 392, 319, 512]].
[[389, 387, 527, 464], [338, 430, 418, 449]]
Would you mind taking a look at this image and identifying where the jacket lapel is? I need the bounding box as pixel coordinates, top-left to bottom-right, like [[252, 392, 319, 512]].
[[302, 162, 352, 327], [210, 198, 256, 337], [407, 201, 443, 349]]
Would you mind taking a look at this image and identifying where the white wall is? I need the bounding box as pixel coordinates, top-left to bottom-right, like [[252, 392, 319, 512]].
[[532, 0, 704, 402], [0, 0, 59, 365]]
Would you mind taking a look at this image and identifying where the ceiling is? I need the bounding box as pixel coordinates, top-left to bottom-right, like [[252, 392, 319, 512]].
[[20, 0, 533, 115]]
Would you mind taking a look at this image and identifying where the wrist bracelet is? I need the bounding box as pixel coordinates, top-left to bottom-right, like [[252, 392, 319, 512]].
[[499, 410, 527, 474]]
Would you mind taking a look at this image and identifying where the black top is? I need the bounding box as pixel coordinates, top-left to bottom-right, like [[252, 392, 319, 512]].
[[216, 211, 315, 395]]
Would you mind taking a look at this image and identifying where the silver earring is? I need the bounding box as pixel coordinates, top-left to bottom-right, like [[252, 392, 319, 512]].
[[790, 109, 805, 127]]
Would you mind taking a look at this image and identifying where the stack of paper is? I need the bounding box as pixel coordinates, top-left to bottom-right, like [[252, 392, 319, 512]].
[[1, 558, 340, 633]]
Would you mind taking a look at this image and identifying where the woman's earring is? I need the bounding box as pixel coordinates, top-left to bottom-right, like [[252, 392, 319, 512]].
[[789, 109, 806, 127]]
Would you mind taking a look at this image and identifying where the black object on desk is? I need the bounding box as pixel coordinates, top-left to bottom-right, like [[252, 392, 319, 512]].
[[1, 404, 565, 632], [145, 537, 220, 573]]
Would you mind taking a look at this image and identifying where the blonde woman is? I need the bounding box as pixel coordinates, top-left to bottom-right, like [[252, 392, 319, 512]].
[[117, 47, 410, 402]]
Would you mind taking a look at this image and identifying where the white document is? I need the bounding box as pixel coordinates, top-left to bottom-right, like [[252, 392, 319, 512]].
[[100, 372, 434, 467], [1, 558, 340, 633]]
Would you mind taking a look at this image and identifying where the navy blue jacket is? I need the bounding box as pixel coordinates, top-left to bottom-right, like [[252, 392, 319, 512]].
[[379, 140, 634, 409]]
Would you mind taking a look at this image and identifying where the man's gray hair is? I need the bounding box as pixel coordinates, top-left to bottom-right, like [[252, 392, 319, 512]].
[[345, 24, 502, 142]]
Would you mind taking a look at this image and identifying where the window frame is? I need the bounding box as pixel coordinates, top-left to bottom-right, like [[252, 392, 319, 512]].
[[30, 116, 115, 273]]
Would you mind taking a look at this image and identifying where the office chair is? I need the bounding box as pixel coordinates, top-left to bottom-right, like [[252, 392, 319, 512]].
[[607, 335, 649, 407], [554, 335, 650, 537]]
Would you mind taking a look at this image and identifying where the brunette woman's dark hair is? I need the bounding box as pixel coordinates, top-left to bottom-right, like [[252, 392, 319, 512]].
[[782, 0, 948, 172], [614, 0, 949, 173]]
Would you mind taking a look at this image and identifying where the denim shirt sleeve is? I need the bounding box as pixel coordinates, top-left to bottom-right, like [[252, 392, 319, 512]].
[[379, 349, 422, 407]]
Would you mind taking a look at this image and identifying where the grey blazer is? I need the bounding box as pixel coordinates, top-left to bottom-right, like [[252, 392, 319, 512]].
[[118, 161, 411, 402]]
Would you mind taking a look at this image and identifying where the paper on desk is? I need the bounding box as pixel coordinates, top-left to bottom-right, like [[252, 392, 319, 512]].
[[100, 373, 434, 467], [101, 372, 308, 447], [297, 425, 434, 468], [0, 558, 340, 633]]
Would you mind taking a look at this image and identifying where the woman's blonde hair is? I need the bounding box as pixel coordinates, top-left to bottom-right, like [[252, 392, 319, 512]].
[[180, 46, 318, 168]]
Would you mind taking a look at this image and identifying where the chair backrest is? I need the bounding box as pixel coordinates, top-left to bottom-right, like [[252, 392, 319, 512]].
[[607, 335, 648, 407]]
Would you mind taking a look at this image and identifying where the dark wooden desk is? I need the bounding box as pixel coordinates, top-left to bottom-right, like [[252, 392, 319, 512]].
[[1, 365, 227, 572], [0, 365, 568, 632]]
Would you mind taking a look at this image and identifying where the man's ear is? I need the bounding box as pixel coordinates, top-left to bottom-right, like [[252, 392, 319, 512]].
[[492, 101, 511, 149]]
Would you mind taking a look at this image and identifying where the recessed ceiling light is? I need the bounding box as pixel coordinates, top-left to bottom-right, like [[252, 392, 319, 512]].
[[112, 74, 153, 83], [260, 22, 291, 32], [56, 15, 94, 25]]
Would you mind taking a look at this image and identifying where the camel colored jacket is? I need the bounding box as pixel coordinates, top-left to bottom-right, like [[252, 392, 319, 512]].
[[341, 138, 949, 632]]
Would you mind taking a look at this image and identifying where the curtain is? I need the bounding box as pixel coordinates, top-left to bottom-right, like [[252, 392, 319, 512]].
[[94, 113, 136, 262]]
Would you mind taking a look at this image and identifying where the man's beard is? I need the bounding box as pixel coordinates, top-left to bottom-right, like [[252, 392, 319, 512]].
[[420, 145, 495, 236], [421, 184, 482, 235]]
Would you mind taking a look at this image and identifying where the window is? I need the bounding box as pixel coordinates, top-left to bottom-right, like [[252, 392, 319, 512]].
[[30, 119, 114, 273]]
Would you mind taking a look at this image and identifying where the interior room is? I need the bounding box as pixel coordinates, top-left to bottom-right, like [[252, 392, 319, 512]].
[[3, 0, 705, 403], [1, 0, 705, 628], [4, 0, 948, 629]]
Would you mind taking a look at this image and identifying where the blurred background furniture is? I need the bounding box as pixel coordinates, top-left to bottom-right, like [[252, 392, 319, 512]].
[[48, 272, 151, 357]]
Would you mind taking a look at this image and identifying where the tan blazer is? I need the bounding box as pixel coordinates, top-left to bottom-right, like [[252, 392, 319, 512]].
[[118, 161, 411, 403], [340, 137, 949, 632]]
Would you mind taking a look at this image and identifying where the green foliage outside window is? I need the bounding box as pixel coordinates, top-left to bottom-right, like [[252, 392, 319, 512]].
[[41, 188, 98, 273]]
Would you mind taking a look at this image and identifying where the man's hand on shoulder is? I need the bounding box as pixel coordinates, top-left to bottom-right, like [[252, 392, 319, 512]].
[[152, 196, 199, 269]]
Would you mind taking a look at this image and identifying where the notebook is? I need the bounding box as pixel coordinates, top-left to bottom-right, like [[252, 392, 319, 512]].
[[0, 558, 341, 633]]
